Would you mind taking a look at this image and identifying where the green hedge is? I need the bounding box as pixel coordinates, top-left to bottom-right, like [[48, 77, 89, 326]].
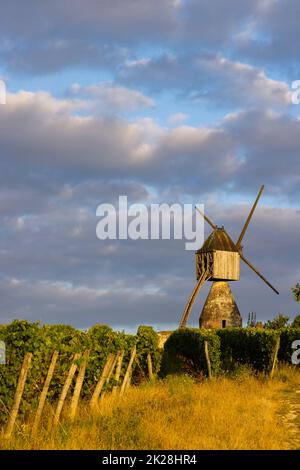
[[216, 328, 280, 372], [159, 327, 287, 378], [0, 320, 159, 424], [159, 328, 221, 378]]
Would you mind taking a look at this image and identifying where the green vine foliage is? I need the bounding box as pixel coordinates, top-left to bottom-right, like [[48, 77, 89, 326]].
[[0, 320, 159, 424], [134, 326, 161, 383]]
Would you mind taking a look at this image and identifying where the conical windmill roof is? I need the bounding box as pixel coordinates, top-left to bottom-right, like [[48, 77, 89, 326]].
[[197, 227, 239, 253]]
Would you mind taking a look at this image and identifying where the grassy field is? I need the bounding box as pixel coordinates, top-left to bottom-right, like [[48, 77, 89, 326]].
[[1, 366, 300, 450]]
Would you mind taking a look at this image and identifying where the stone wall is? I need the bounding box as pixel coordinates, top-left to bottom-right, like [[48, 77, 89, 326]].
[[157, 331, 172, 349]]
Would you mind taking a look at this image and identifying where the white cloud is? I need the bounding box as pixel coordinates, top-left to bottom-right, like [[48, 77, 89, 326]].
[[121, 52, 291, 108], [1, 89, 300, 326], [69, 82, 155, 112], [1, 89, 300, 196], [196, 55, 291, 106], [168, 112, 188, 124], [125, 58, 151, 68]]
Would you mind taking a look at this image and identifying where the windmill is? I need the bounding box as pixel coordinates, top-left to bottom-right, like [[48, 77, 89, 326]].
[[179, 185, 279, 329]]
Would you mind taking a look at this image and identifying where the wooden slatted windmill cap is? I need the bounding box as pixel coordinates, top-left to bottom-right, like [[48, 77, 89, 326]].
[[197, 227, 239, 254]]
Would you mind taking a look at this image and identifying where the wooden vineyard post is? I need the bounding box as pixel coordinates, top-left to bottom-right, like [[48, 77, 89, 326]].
[[112, 350, 124, 396], [147, 352, 154, 380], [4, 352, 33, 439], [53, 353, 81, 427], [69, 350, 90, 422], [120, 346, 136, 395], [32, 350, 59, 435], [126, 368, 133, 392], [270, 336, 280, 379], [204, 341, 212, 380], [106, 353, 118, 384], [90, 353, 115, 409], [100, 353, 119, 401]]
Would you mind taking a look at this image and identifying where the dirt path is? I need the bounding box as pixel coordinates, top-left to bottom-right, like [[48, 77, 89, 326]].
[[281, 388, 300, 449]]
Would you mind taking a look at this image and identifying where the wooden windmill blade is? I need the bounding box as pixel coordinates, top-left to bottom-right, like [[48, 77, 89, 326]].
[[179, 269, 211, 328], [178, 206, 216, 328], [236, 185, 264, 249], [240, 253, 279, 295], [195, 206, 217, 230]]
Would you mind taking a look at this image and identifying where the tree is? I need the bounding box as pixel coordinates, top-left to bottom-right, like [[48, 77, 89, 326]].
[[291, 315, 300, 328], [291, 283, 300, 302], [264, 314, 290, 329], [291, 284, 300, 327]]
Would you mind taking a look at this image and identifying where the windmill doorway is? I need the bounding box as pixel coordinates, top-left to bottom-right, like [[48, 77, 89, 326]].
[[222, 320, 226, 328]]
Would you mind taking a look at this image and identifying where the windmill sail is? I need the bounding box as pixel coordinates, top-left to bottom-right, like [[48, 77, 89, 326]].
[[236, 185, 264, 248], [179, 269, 211, 328], [240, 253, 279, 295]]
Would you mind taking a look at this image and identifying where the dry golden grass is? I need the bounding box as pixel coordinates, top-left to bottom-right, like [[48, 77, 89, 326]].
[[1, 367, 300, 450]]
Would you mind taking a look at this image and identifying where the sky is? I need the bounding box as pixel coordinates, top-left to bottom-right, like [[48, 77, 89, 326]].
[[0, 0, 300, 332]]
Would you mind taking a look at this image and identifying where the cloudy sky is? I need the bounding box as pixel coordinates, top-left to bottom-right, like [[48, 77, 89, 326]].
[[0, 0, 300, 331]]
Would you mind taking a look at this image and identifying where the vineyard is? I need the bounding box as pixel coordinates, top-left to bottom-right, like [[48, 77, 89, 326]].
[[0, 320, 300, 441], [0, 320, 160, 435]]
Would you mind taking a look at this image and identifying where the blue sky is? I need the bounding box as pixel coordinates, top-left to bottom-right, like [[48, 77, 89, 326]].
[[0, 0, 300, 331]]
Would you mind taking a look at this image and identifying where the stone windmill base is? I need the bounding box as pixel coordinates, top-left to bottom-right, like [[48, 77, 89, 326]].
[[199, 281, 242, 329]]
